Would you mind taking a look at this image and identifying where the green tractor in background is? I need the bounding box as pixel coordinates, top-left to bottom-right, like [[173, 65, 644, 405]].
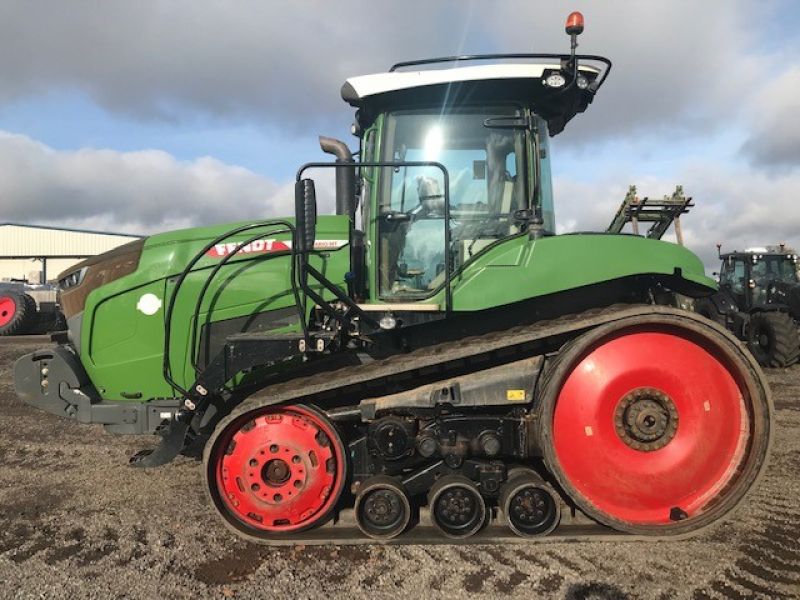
[[696, 246, 800, 367], [15, 13, 771, 544]]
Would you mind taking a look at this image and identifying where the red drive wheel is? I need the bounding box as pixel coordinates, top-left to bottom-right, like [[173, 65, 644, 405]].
[[204, 404, 347, 537], [539, 314, 771, 535], [0, 295, 16, 328]]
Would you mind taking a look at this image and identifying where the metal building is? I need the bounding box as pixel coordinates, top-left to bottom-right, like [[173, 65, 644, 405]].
[[0, 223, 141, 283]]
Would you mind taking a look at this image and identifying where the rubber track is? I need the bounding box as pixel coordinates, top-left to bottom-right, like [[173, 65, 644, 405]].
[[204, 304, 773, 545], [238, 304, 665, 409]]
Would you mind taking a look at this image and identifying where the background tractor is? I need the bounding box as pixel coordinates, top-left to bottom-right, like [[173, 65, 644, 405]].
[[14, 13, 771, 544], [0, 280, 63, 336], [695, 246, 800, 367]]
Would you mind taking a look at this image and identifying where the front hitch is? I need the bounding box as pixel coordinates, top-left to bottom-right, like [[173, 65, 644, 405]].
[[129, 418, 191, 468]]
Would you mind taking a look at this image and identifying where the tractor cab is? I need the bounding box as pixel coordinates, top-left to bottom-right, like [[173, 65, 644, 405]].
[[718, 248, 799, 309], [305, 47, 611, 315], [342, 58, 606, 301]]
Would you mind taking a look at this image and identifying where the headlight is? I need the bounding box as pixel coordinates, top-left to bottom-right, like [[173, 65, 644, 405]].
[[59, 267, 88, 291]]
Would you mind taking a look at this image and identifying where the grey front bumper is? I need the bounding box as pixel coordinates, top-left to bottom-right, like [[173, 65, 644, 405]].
[[14, 346, 179, 434]]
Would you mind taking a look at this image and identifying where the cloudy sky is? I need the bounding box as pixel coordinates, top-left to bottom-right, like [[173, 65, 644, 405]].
[[0, 1, 798, 269]]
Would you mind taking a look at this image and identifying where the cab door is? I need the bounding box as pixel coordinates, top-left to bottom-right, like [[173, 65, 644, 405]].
[[719, 257, 749, 309], [372, 106, 529, 306]]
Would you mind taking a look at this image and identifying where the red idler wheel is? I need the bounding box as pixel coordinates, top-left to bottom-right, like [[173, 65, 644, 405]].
[[538, 313, 771, 535], [205, 404, 347, 536], [0, 295, 17, 328]]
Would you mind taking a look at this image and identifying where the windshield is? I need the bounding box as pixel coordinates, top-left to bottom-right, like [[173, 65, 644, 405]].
[[752, 255, 799, 285], [377, 107, 528, 298]]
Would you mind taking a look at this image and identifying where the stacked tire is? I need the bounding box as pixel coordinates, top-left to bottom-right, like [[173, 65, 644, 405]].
[[0, 291, 36, 336]]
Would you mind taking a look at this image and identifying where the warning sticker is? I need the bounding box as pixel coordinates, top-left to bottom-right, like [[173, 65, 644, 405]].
[[506, 389, 526, 402]]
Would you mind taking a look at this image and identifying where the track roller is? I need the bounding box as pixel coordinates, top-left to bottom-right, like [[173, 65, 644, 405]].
[[500, 468, 560, 537], [428, 475, 487, 539], [355, 475, 412, 540]]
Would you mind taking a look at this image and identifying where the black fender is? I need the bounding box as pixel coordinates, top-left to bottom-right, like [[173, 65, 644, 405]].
[[706, 289, 738, 316]]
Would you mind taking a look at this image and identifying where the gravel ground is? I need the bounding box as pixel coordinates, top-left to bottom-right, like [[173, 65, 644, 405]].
[[0, 337, 798, 599]]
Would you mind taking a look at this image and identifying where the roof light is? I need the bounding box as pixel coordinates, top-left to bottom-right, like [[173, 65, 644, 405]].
[[545, 72, 566, 88], [565, 11, 584, 36], [577, 75, 589, 89]]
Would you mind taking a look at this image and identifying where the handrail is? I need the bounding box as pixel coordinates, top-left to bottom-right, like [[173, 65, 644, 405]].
[[161, 220, 301, 397], [188, 226, 296, 372]]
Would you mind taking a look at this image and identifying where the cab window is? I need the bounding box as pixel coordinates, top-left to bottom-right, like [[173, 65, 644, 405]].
[[720, 259, 746, 294], [377, 107, 528, 299]]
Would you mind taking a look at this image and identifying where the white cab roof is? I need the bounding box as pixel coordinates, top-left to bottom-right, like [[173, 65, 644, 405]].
[[342, 63, 600, 103]]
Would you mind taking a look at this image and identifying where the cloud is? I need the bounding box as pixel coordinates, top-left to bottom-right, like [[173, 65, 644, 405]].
[[740, 67, 800, 170], [0, 1, 476, 127], [0, 0, 788, 147], [0, 130, 334, 234]]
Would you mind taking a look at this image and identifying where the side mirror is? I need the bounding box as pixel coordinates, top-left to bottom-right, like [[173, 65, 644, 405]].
[[513, 208, 534, 222], [295, 179, 317, 253]]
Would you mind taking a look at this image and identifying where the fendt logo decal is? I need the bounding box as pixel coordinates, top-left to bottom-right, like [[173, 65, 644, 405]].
[[206, 239, 348, 258]]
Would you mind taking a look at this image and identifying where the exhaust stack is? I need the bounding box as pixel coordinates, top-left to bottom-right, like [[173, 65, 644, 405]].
[[319, 136, 356, 219]]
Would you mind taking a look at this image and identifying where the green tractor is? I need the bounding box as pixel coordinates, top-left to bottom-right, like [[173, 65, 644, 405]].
[[15, 13, 771, 543], [696, 246, 800, 367]]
